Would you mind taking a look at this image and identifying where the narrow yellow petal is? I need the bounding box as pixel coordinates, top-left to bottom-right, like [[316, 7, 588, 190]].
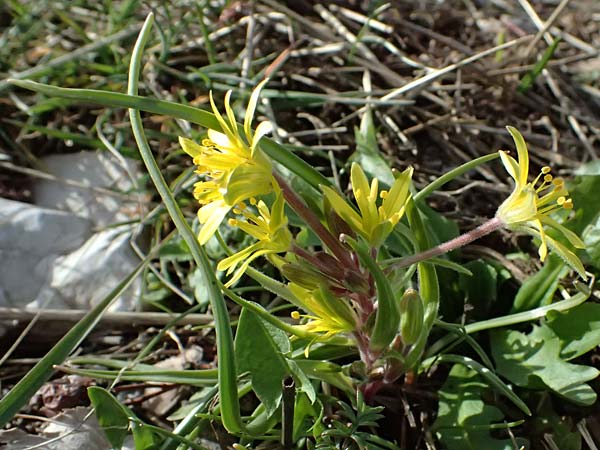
[[244, 79, 269, 143], [498, 150, 520, 183], [506, 126, 529, 185]]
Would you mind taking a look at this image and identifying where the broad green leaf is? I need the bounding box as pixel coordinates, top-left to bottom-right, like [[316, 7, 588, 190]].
[[546, 303, 600, 360], [235, 308, 291, 416], [88, 387, 131, 449], [423, 354, 530, 415], [491, 326, 599, 405], [433, 364, 528, 450], [89, 386, 156, 450], [417, 200, 459, 246], [293, 393, 324, 442]]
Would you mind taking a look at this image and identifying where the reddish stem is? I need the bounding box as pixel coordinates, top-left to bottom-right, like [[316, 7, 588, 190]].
[[275, 172, 354, 267], [393, 217, 503, 269]]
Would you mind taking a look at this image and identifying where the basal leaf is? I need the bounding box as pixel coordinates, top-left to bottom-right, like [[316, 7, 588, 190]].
[[433, 364, 528, 450], [491, 326, 599, 405], [546, 303, 600, 360], [235, 308, 291, 416]]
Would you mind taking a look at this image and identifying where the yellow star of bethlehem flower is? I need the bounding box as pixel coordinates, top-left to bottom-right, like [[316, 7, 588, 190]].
[[322, 163, 413, 248], [179, 79, 275, 245], [289, 283, 357, 340], [217, 189, 292, 287], [495, 126, 586, 279]]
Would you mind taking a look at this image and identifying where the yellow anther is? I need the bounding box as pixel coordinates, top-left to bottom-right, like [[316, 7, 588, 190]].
[[544, 174, 553, 183], [228, 218, 238, 226], [542, 166, 551, 174], [237, 202, 247, 210], [557, 196, 566, 205], [380, 190, 388, 199], [232, 208, 242, 215], [291, 311, 300, 320], [553, 178, 564, 187], [250, 197, 257, 205], [563, 198, 573, 209], [201, 138, 213, 147]]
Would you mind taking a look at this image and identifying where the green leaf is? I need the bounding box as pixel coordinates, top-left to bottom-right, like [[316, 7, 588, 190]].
[[423, 354, 530, 415], [8, 79, 330, 192], [88, 387, 131, 449], [512, 255, 567, 312], [351, 106, 394, 186], [458, 259, 497, 320], [518, 37, 560, 92], [235, 308, 291, 416], [89, 386, 156, 450], [348, 236, 400, 352], [546, 303, 600, 360], [433, 364, 528, 450], [0, 257, 147, 427], [491, 325, 599, 405]]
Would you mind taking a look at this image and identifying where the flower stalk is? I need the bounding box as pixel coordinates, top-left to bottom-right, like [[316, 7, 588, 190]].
[[392, 216, 504, 269]]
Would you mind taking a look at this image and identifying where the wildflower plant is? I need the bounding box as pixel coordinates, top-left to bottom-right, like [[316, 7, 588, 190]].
[[4, 12, 595, 450]]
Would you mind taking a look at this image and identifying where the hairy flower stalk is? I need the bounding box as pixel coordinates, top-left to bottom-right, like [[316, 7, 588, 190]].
[[393, 126, 586, 279]]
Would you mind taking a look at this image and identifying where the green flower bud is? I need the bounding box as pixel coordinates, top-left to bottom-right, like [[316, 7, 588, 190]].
[[399, 289, 424, 345]]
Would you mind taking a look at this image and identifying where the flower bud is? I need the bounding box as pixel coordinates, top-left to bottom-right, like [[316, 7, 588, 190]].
[[399, 289, 424, 345]]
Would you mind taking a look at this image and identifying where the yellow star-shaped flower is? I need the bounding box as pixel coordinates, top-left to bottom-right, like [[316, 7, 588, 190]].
[[179, 79, 275, 244], [496, 126, 586, 278], [321, 163, 413, 248]]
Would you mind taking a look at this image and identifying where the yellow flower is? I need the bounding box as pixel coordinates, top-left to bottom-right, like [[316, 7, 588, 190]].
[[321, 163, 413, 248], [289, 283, 357, 339], [496, 126, 586, 278], [179, 79, 275, 244], [217, 189, 292, 287]]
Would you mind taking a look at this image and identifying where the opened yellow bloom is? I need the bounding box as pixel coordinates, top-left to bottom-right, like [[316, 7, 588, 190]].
[[179, 79, 275, 244], [496, 126, 586, 278], [217, 190, 292, 287], [289, 283, 357, 339], [322, 163, 413, 248]]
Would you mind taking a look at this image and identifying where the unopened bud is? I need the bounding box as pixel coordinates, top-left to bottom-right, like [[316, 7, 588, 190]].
[[399, 289, 424, 345]]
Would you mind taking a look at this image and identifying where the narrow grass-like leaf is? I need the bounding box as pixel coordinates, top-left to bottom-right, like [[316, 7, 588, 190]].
[[413, 153, 499, 203], [126, 13, 243, 434], [8, 79, 330, 191], [0, 256, 148, 427], [518, 38, 561, 93], [59, 366, 218, 386]]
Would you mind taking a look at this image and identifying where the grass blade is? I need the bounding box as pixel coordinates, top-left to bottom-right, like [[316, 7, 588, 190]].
[[0, 256, 148, 427], [8, 79, 330, 191]]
